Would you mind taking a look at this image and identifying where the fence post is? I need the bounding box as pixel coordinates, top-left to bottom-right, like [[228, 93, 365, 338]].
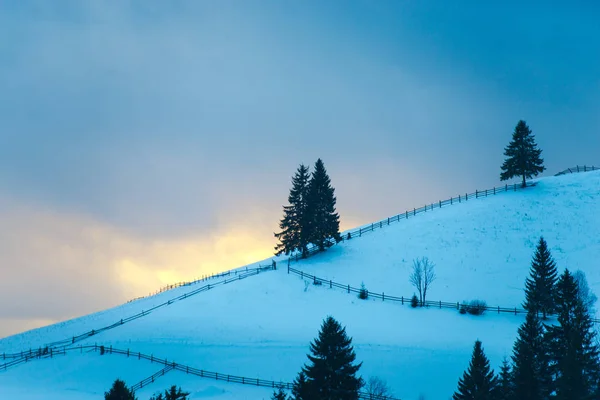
[[476, 190, 478, 198], [387, 217, 390, 225], [379, 221, 382, 228], [493, 187, 496, 195], [451, 197, 453, 205], [401, 296, 404, 305], [439, 300, 442, 309], [330, 280, 332, 288], [459, 195, 461, 203], [424, 204, 427, 212], [382, 292, 385, 301], [457, 302, 459, 310], [439, 200, 442, 208], [347, 285, 350, 293], [498, 306, 500, 314], [505, 184, 508, 191], [413, 208, 416, 216], [584, 165, 587, 172], [514, 307, 517, 315], [466, 192, 468, 200], [371, 223, 374, 231], [577, 166, 580, 172], [406, 211, 408, 219]]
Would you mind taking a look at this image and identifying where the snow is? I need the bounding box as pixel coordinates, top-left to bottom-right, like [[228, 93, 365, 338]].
[[1, 170, 599, 400]]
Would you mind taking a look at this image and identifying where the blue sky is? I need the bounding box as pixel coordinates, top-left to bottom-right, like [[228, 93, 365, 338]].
[[0, 0, 599, 336]]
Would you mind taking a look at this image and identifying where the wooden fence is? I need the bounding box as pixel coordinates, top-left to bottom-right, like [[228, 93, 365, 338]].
[[554, 165, 598, 176], [0, 265, 274, 360], [0, 344, 400, 400], [288, 266, 600, 324]]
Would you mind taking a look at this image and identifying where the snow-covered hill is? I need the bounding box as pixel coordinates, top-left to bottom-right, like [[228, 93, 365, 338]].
[[1, 170, 599, 400]]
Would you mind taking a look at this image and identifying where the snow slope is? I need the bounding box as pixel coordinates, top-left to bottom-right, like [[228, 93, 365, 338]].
[[1, 170, 599, 400]]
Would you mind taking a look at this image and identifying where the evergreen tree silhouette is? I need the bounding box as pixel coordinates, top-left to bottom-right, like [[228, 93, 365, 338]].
[[104, 379, 137, 400], [511, 311, 551, 400], [297, 316, 363, 400], [523, 236, 558, 319], [271, 387, 288, 400], [291, 371, 312, 400], [546, 269, 600, 400], [275, 164, 311, 257], [452, 340, 497, 400], [307, 159, 341, 251], [500, 120, 545, 188], [495, 358, 514, 400]]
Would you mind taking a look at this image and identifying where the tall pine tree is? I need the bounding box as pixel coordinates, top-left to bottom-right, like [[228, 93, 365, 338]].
[[296, 316, 364, 400], [275, 164, 311, 257], [546, 269, 600, 400], [452, 340, 498, 400], [500, 120, 545, 188], [523, 236, 558, 319], [495, 358, 514, 400], [511, 310, 552, 400], [307, 159, 341, 252]]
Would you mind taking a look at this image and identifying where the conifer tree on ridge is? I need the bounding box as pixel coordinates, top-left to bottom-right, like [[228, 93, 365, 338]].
[[500, 120, 545, 188], [307, 159, 341, 252], [275, 164, 311, 257], [452, 340, 497, 400], [523, 236, 558, 319]]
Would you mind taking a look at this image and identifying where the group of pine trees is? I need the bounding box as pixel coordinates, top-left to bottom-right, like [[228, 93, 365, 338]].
[[275, 159, 341, 257], [452, 237, 600, 399]]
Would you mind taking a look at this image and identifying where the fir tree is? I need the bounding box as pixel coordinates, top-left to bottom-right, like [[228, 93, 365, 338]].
[[511, 311, 551, 400], [523, 236, 558, 319], [298, 316, 364, 400], [452, 340, 498, 400], [500, 120, 545, 188], [495, 358, 514, 400], [275, 164, 311, 257], [307, 159, 341, 252], [291, 371, 312, 400], [104, 379, 137, 400], [271, 387, 288, 400], [546, 269, 600, 400]]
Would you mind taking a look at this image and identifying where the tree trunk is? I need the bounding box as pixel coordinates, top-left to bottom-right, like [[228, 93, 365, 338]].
[[522, 174, 526, 188]]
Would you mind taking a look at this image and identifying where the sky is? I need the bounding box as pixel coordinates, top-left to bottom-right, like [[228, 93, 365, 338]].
[[0, 0, 599, 338]]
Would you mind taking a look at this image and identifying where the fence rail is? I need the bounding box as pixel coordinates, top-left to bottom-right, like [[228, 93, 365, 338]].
[[0, 344, 400, 400], [0, 265, 275, 360], [554, 165, 598, 176], [287, 267, 600, 324]]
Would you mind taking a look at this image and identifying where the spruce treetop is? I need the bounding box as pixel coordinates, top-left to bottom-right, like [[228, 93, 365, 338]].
[[453, 340, 497, 400], [523, 236, 558, 319]]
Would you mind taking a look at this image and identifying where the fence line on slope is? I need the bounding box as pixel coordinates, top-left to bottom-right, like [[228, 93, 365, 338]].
[[0, 344, 400, 400], [131, 365, 175, 392], [0, 265, 275, 360], [287, 266, 600, 324], [554, 165, 598, 176]]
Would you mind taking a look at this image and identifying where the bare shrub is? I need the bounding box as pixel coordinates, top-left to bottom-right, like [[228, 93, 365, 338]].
[[365, 376, 393, 399], [466, 300, 487, 316], [409, 257, 436, 306], [574, 269, 597, 315]]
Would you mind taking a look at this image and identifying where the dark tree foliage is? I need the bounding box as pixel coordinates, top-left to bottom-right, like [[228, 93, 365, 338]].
[[523, 236, 558, 319], [307, 159, 341, 252], [495, 358, 514, 400], [104, 379, 137, 400], [291, 371, 312, 400], [546, 269, 600, 400], [275, 164, 311, 257], [295, 316, 364, 400], [271, 387, 289, 400], [148, 385, 190, 400], [452, 340, 498, 400], [500, 120, 545, 188], [511, 311, 551, 400]]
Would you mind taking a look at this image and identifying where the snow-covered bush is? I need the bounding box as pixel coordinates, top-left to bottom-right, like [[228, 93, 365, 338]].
[[466, 300, 487, 315]]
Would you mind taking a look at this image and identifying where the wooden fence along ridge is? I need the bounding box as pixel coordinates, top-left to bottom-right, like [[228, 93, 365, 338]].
[[554, 165, 598, 176], [287, 266, 600, 324], [0, 344, 400, 400]]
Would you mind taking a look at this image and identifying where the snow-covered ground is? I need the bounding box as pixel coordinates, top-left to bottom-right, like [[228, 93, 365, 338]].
[[1, 170, 598, 400]]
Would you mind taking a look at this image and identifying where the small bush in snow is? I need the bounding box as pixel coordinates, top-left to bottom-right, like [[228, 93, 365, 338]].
[[466, 300, 487, 315], [411, 294, 419, 308], [358, 283, 368, 300]]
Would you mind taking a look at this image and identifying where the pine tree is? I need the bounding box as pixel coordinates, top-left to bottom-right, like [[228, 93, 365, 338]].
[[452, 340, 498, 400], [500, 120, 545, 188], [523, 236, 558, 319], [149, 386, 190, 400], [275, 164, 311, 257], [495, 358, 514, 400], [271, 387, 288, 400], [299, 316, 364, 400], [104, 379, 137, 400], [307, 159, 341, 252], [511, 311, 551, 400], [291, 371, 312, 400], [546, 269, 600, 400]]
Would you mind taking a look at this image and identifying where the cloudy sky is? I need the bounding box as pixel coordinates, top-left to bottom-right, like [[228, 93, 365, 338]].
[[1, 0, 599, 338]]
